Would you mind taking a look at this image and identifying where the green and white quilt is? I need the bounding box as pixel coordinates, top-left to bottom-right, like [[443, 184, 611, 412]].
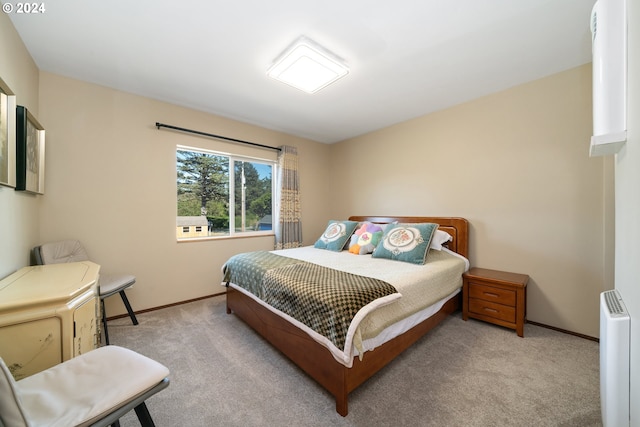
[[223, 251, 400, 352]]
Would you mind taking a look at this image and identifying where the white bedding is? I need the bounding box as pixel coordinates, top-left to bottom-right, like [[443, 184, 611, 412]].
[[225, 246, 469, 367]]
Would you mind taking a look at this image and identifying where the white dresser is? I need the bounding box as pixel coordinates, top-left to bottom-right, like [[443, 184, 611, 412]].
[[0, 261, 100, 379]]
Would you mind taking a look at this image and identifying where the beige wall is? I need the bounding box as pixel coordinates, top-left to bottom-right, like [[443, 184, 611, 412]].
[[37, 72, 332, 316], [329, 64, 613, 338], [0, 12, 41, 278]]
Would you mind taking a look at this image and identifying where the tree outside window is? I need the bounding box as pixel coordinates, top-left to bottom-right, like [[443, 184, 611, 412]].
[[177, 146, 274, 239]]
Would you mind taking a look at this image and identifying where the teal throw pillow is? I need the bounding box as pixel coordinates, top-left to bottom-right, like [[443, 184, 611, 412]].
[[372, 223, 438, 264], [314, 220, 359, 251]]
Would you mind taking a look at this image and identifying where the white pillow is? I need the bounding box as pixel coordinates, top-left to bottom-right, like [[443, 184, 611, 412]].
[[430, 230, 452, 250]]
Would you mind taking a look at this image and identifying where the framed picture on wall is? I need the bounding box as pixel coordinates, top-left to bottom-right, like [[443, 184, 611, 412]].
[[0, 77, 17, 188], [16, 106, 45, 194]]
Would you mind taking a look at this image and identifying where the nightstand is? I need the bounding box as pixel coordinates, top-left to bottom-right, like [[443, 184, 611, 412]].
[[462, 267, 529, 337]]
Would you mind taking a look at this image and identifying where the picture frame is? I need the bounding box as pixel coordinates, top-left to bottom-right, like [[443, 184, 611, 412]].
[[0, 77, 17, 188], [16, 106, 45, 194]]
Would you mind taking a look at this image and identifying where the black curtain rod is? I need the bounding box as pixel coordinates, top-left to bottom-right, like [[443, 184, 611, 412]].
[[155, 122, 281, 152]]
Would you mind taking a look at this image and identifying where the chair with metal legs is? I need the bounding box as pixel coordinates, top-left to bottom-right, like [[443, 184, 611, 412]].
[[0, 345, 169, 427], [33, 240, 139, 345]]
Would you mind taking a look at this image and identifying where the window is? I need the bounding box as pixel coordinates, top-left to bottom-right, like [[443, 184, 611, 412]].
[[177, 145, 275, 239]]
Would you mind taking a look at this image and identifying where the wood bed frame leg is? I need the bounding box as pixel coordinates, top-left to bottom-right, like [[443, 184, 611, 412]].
[[336, 394, 348, 417]]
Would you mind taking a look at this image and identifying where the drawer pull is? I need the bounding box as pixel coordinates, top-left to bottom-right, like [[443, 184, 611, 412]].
[[483, 292, 500, 298], [483, 307, 498, 313]]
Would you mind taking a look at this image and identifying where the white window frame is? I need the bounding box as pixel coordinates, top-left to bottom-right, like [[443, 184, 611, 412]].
[[177, 145, 276, 241]]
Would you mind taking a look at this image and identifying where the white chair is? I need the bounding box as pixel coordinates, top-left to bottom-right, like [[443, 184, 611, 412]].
[[33, 240, 139, 345], [0, 345, 169, 427]]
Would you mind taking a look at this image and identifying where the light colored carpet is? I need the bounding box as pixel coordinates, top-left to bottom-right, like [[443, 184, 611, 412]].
[[109, 295, 601, 427]]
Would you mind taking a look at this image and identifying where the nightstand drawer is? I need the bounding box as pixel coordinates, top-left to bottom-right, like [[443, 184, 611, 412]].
[[469, 282, 516, 306], [469, 298, 516, 323], [463, 267, 529, 337]]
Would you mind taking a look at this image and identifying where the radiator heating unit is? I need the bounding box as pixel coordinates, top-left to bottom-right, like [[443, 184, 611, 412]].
[[600, 289, 630, 426]]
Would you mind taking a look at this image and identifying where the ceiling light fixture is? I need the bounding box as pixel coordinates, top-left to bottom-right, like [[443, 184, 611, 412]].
[[267, 36, 349, 94]]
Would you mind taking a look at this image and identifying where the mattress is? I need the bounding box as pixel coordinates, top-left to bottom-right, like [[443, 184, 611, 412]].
[[225, 246, 469, 367]]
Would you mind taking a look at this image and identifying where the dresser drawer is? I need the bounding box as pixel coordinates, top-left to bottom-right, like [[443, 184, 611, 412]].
[[469, 282, 516, 306], [469, 298, 516, 323]]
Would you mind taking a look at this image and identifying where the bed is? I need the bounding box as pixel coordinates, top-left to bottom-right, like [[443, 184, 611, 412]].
[[224, 216, 469, 416]]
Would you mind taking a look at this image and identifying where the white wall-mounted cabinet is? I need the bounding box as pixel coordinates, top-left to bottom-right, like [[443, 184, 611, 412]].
[[0, 262, 100, 380], [590, 0, 627, 157]]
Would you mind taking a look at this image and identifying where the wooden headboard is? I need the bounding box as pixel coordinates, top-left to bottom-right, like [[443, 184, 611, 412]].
[[348, 216, 469, 259]]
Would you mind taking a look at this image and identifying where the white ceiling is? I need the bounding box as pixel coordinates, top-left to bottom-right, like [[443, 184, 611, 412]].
[[8, 0, 595, 144]]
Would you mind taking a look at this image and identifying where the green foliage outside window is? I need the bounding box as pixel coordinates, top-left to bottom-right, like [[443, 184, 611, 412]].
[[177, 147, 274, 238]]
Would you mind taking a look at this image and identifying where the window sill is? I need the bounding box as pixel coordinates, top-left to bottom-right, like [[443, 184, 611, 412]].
[[177, 232, 275, 243]]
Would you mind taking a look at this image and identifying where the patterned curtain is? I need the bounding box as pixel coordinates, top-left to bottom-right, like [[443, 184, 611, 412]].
[[275, 145, 303, 249]]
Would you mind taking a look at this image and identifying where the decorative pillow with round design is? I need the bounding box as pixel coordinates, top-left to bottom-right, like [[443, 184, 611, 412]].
[[314, 220, 359, 251], [372, 222, 438, 264], [349, 222, 384, 255]]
